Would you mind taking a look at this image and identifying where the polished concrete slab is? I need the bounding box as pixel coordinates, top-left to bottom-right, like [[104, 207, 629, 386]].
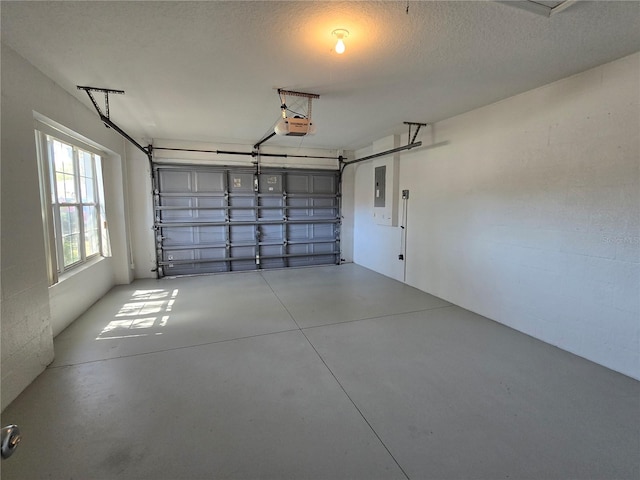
[[2, 331, 404, 479], [51, 272, 299, 367], [262, 265, 451, 328], [2, 264, 639, 479], [304, 306, 640, 479]]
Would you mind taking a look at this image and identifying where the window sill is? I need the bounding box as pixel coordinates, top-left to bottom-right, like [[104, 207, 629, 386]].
[[54, 256, 107, 286]]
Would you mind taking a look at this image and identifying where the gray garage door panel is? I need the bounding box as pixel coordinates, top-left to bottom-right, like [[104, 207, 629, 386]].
[[155, 165, 339, 277]]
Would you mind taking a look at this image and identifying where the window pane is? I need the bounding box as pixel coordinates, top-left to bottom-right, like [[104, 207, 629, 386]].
[[60, 206, 81, 266], [60, 205, 71, 235], [83, 206, 100, 256], [53, 139, 76, 203], [56, 172, 76, 203], [85, 230, 100, 257], [79, 151, 95, 202], [78, 150, 91, 176], [82, 175, 96, 203], [63, 234, 81, 267], [60, 205, 80, 233], [53, 139, 74, 174]]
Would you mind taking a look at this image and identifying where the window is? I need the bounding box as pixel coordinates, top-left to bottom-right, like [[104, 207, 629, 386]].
[[36, 121, 110, 283], [49, 137, 102, 269]]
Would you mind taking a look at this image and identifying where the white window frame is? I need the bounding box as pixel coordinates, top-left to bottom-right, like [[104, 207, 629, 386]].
[[35, 119, 109, 284]]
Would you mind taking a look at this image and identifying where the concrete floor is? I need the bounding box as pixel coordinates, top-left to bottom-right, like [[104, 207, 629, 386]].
[[2, 264, 639, 479]]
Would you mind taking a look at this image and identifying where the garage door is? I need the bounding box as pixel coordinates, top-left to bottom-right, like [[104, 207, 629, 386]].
[[154, 165, 340, 277]]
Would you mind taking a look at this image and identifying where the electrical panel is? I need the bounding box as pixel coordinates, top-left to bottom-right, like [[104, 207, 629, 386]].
[[372, 135, 400, 226], [374, 166, 386, 207]]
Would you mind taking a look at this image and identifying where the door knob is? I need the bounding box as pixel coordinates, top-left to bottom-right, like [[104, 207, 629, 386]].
[[1, 425, 21, 459]]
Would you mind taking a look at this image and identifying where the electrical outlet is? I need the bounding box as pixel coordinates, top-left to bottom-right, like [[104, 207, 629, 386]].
[[402, 189, 409, 199]]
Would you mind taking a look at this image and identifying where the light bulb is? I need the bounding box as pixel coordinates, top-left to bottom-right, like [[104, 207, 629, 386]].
[[332, 29, 349, 55]]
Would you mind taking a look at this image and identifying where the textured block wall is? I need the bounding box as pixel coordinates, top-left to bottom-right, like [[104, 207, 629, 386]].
[[1, 44, 129, 410], [353, 53, 639, 379]]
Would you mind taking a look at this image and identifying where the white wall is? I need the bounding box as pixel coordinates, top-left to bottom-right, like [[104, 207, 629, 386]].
[[353, 162, 405, 281], [126, 142, 157, 279], [1, 44, 132, 409], [48, 259, 115, 337], [351, 52, 640, 379]]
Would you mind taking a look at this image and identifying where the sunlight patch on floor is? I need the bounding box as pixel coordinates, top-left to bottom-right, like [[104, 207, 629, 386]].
[[96, 289, 178, 340]]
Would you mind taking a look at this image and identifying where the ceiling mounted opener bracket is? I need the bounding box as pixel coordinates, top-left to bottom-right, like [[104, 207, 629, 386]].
[[340, 120, 427, 174], [77, 85, 152, 158], [276, 89, 320, 100], [77, 86, 125, 128], [403, 121, 428, 146]]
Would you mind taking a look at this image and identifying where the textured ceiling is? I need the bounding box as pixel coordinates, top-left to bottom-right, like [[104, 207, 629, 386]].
[[2, 1, 639, 150]]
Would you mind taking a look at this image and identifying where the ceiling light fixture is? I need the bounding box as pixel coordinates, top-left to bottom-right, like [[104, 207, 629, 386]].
[[332, 29, 349, 54]]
